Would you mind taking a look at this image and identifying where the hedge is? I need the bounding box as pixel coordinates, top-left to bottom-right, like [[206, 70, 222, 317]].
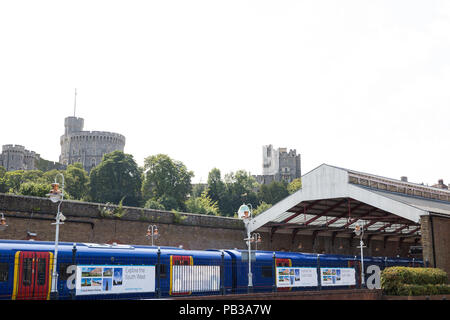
[[381, 267, 450, 296]]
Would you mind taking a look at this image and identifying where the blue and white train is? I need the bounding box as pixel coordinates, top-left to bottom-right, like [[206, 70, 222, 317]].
[[0, 239, 422, 300]]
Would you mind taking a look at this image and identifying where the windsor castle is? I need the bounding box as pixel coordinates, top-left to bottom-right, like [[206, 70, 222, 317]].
[[0, 116, 125, 173], [1, 116, 300, 183]]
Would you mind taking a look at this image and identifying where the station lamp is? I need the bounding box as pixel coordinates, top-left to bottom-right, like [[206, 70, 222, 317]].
[[0, 213, 7, 231], [46, 173, 65, 299], [238, 203, 254, 293], [354, 222, 366, 287], [146, 225, 159, 246]]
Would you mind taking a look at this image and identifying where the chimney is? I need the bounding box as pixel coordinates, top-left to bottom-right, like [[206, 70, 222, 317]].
[[401, 176, 408, 182], [432, 179, 448, 190]]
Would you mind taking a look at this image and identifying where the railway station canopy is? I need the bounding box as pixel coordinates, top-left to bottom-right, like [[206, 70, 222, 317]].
[[251, 164, 450, 244]]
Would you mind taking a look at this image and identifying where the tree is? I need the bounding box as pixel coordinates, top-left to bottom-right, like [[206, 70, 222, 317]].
[[89, 151, 142, 206], [257, 181, 289, 205], [142, 154, 193, 211], [64, 163, 89, 200], [219, 170, 259, 216], [144, 198, 166, 211], [206, 168, 226, 205], [287, 178, 302, 194], [2, 170, 44, 193], [18, 182, 51, 197], [185, 189, 220, 216], [253, 201, 273, 216]]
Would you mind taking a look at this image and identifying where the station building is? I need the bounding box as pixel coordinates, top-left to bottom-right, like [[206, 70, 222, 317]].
[[250, 164, 450, 277]]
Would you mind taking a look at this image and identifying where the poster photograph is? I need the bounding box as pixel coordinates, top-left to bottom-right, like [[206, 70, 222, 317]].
[[276, 267, 318, 288], [320, 268, 356, 286], [75, 265, 156, 296]]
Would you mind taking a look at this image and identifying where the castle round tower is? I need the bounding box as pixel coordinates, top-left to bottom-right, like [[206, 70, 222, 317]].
[[60, 116, 126, 173]]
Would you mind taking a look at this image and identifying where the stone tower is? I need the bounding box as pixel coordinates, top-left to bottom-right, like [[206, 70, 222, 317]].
[[59, 116, 126, 173], [255, 145, 301, 184], [0, 145, 40, 171]]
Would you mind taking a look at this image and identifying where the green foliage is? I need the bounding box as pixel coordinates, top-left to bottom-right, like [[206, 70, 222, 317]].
[[142, 154, 193, 211], [287, 178, 302, 194], [219, 170, 259, 216], [0, 166, 6, 179], [64, 163, 89, 200], [185, 189, 220, 216], [257, 181, 289, 205], [18, 182, 51, 197], [144, 198, 166, 210], [253, 201, 273, 216], [172, 210, 187, 224], [89, 151, 142, 206], [206, 168, 226, 204], [97, 198, 128, 218], [381, 267, 449, 296]]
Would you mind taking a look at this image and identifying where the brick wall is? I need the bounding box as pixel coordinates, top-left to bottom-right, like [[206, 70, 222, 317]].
[[421, 214, 450, 279], [0, 193, 418, 257]]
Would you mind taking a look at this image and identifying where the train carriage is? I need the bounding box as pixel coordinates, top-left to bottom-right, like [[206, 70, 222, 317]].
[[0, 239, 422, 300]]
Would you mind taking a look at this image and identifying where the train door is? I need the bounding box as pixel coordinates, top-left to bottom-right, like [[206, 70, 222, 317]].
[[275, 258, 292, 292], [169, 255, 193, 296], [13, 251, 53, 300]]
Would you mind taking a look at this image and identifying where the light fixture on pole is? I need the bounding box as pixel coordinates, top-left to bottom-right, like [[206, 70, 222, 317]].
[[146, 224, 159, 246], [46, 173, 65, 300], [0, 213, 7, 231], [251, 233, 262, 251], [238, 203, 254, 293], [354, 222, 366, 287]]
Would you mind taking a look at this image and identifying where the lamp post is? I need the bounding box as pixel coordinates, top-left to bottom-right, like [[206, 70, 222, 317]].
[[146, 224, 159, 246], [47, 173, 65, 299], [354, 222, 366, 287], [238, 203, 254, 293], [0, 213, 7, 231]]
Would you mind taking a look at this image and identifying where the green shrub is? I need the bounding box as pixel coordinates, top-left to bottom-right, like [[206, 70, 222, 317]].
[[381, 267, 449, 296]]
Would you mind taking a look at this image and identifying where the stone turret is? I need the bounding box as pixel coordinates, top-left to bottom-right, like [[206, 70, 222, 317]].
[[64, 116, 84, 135], [59, 116, 126, 173]]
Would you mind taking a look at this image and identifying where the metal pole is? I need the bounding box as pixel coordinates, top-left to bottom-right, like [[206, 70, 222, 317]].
[[247, 226, 253, 293], [220, 250, 225, 295], [71, 243, 77, 300], [156, 247, 161, 298], [51, 173, 64, 299], [272, 252, 276, 292], [151, 225, 154, 246], [360, 234, 365, 286]]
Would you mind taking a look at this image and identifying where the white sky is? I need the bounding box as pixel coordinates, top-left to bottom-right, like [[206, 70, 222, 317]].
[[0, 0, 449, 186]]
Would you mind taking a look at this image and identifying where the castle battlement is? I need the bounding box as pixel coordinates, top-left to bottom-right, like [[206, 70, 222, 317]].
[[2, 144, 26, 152]]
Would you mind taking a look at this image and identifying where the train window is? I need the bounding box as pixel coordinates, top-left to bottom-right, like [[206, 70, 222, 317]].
[[37, 258, 46, 286], [0, 263, 8, 282], [261, 266, 273, 278], [22, 258, 33, 286]]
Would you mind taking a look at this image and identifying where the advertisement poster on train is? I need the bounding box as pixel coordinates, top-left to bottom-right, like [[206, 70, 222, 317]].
[[320, 268, 355, 286], [75, 265, 155, 295], [276, 267, 318, 287]]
